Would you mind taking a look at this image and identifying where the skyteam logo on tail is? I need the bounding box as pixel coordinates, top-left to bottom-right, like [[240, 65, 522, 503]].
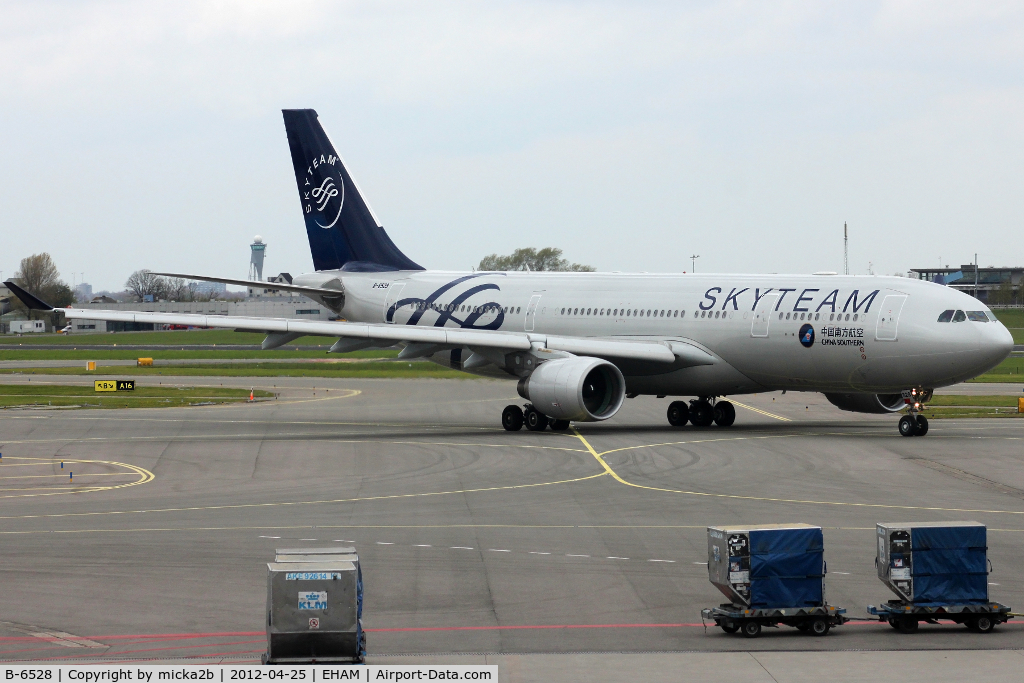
[[303, 154, 345, 229]]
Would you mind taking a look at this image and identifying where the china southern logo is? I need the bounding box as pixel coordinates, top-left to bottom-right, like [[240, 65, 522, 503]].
[[799, 324, 815, 348], [302, 154, 345, 230]]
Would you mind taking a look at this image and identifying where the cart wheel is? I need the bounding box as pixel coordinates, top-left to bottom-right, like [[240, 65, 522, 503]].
[[887, 617, 899, 629], [974, 616, 995, 633], [796, 622, 810, 631], [897, 617, 919, 633], [809, 618, 831, 636], [741, 621, 761, 638], [720, 624, 739, 634]]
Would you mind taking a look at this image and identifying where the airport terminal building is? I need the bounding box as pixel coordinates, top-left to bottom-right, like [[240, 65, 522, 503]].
[[910, 265, 1023, 305]]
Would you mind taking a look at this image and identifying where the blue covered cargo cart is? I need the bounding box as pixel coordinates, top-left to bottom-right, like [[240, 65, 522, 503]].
[[701, 524, 848, 638], [870, 521, 1014, 633]]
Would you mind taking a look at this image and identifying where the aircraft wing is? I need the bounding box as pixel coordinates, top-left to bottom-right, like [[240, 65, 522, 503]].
[[57, 307, 714, 365]]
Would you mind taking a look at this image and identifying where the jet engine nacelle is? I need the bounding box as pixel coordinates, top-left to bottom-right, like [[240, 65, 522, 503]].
[[823, 392, 905, 414], [517, 356, 625, 422]]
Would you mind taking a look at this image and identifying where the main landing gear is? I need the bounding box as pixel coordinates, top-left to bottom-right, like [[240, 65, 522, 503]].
[[667, 398, 735, 428], [502, 404, 570, 432]]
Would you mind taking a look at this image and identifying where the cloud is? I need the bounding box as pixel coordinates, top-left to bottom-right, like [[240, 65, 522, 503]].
[[1, 1, 1023, 287]]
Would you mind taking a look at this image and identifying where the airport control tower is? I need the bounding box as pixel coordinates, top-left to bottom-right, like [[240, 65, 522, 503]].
[[249, 236, 266, 282]]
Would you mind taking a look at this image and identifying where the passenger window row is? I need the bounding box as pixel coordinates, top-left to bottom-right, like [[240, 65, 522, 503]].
[[559, 308, 687, 318], [937, 310, 993, 323]]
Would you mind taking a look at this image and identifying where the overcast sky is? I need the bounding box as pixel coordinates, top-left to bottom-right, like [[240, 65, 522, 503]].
[[2, 1, 1022, 291]]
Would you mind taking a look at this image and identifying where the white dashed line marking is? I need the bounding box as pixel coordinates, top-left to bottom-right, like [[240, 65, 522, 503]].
[[832, 571, 851, 575], [451, 546, 474, 550], [258, 536, 281, 539], [566, 554, 590, 558], [529, 552, 551, 555], [488, 549, 511, 552], [300, 538, 317, 541], [414, 544, 432, 547], [607, 556, 629, 560], [693, 562, 708, 565], [649, 559, 675, 563], [333, 540, 353, 543], [989, 582, 1000, 586], [376, 542, 393, 545]]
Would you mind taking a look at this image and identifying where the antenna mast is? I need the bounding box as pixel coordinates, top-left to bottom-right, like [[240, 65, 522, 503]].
[[843, 222, 849, 275]]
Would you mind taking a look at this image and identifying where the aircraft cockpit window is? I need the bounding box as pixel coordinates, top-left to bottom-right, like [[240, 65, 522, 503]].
[[967, 311, 989, 322], [952, 310, 966, 322], [987, 311, 999, 322], [937, 310, 953, 322]]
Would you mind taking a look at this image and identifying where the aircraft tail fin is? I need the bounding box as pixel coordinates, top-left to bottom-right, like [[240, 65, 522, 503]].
[[282, 109, 423, 272]]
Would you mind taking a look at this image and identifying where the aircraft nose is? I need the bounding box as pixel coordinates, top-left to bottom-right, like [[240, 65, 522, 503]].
[[981, 319, 1015, 368]]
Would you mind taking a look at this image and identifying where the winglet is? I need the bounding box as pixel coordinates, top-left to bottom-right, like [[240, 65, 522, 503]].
[[3, 281, 55, 311]]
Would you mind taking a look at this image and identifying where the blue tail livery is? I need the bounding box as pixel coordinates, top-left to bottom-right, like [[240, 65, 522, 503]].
[[282, 109, 423, 272]]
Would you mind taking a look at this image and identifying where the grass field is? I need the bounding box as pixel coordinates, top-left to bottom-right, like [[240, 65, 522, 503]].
[[993, 308, 1024, 343], [0, 348, 398, 361], [0, 330, 331, 346], [0, 384, 274, 409], [0, 361, 468, 379], [968, 355, 1024, 382], [921, 393, 1023, 418]]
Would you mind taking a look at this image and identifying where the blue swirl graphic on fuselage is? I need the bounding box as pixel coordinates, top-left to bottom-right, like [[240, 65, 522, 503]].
[[386, 274, 506, 331]]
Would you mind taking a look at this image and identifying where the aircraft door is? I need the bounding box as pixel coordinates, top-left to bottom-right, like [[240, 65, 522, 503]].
[[750, 293, 780, 338], [525, 294, 542, 332], [875, 294, 907, 341], [383, 282, 407, 323]]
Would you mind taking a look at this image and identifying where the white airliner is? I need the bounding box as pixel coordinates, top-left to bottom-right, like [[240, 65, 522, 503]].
[[9, 109, 1012, 437]]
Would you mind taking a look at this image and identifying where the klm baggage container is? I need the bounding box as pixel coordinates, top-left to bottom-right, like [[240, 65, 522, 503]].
[[708, 523, 825, 609], [876, 521, 988, 604], [264, 555, 364, 664]]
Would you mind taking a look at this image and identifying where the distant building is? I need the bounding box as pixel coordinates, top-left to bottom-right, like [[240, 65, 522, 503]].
[[70, 297, 332, 332], [75, 282, 93, 300], [910, 265, 1023, 304], [193, 281, 228, 296], [249, 272, 294, 298]]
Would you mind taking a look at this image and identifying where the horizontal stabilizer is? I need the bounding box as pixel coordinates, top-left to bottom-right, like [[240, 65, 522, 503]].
[[153, 272, 343, 298]]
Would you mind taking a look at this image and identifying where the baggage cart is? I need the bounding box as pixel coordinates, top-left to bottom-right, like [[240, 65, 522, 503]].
[[702, 603, 848, 638], [868, 600, 1013, 633]]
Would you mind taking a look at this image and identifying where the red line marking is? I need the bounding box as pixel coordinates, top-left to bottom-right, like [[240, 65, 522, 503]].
[[366, 623, 703, 632]]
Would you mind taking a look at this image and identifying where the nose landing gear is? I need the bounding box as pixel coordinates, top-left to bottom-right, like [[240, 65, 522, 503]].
[[898, 388, 932, 437], [898, 413, 929, 437]]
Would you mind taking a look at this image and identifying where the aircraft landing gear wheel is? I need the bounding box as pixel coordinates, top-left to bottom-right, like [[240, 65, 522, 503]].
[[524, 407, 548, 431], [741, 621, 761, 638], [809, 618, 830, 636], [549, 419, 571, 431], [713, 401, 736, 427], [667, 401, 689, 427], [898, 415, 918, 437], [689, 400, 715, 427], [915, 414, 929, 437], [502, 405, 524, 431]]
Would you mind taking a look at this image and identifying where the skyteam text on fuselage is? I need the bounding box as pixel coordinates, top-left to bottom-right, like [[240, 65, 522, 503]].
[[37, 109, 1014, 437]]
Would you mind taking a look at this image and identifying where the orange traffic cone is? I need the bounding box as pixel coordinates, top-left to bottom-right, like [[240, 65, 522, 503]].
[[249, 388, 254, 402]]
